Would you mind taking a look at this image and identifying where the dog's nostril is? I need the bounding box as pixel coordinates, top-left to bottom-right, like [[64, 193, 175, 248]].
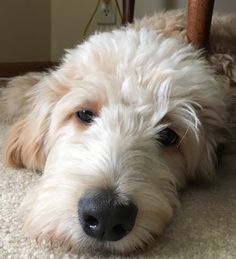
[[112, 224, 127, 236], [84, 215, 98, 229]]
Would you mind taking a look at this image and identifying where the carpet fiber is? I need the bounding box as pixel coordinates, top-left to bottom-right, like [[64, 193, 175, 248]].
[[0, 82, 236, 258]]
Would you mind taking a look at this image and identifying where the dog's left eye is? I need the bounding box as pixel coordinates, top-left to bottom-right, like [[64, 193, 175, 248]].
[[157, 128, 178, 146], [76, 110, 95, 124]]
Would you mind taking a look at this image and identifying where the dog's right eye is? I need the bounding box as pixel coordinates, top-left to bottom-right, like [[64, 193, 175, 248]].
[[76, 110, 95, 124], [157, 128, 179, 146]]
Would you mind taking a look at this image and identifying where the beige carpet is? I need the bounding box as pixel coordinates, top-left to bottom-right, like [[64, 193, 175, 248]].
[[0, 82, 236, 258]]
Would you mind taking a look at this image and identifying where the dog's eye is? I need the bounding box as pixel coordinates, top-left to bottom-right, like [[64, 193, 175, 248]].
[[76, 110, 95, 124], [157, 128, 178, 146]]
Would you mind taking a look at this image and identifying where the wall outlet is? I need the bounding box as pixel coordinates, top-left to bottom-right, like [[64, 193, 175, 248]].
[[97, 0, 116, 25]]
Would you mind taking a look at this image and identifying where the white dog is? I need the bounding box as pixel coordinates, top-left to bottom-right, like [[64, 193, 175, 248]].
[[2, 10, 236, 254]]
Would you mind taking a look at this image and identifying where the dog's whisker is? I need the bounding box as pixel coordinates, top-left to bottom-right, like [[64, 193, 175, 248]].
[[177, 126, 190, 149]]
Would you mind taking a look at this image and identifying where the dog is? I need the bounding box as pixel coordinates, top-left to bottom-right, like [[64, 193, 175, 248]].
[[1, 10, 236, 254]]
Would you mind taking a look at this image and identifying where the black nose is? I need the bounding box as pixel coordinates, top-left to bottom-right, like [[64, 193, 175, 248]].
[[78, 189, 137, 241]]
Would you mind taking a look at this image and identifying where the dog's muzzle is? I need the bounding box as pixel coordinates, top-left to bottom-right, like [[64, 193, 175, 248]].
[[78, 188, 137, 241]]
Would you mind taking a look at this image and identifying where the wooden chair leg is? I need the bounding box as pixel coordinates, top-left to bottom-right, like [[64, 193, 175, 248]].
[[122, 0, 135, 25], [187, 0, 215, 49]]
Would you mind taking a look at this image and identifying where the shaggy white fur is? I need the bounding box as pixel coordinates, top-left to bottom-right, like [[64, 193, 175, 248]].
[[1, 10, 236, 254]]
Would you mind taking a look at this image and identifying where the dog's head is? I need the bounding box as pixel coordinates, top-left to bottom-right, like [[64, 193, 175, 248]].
[[4, 29, 229, 253]]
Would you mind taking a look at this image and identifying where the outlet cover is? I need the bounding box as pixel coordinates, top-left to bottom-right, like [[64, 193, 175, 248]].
[[97, 0, 117, 25]]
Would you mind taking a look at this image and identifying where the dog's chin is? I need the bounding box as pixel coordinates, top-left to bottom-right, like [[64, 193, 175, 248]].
[[20, 178, 175, 254], [82, 233, 158, 255], [22, 221, 161, 255], [21, 202, 171, 254]]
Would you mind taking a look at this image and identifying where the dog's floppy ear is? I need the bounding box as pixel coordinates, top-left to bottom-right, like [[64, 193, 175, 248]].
[[4, 75, 65, 171], [4, 118, 46, 171]]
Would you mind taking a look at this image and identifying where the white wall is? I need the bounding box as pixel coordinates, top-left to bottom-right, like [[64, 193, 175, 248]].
[[0, 0, 51, 62], [0, 0, 235, 63], [50, 0, 169, 61], [51, 0, 97, 62], [50, 0, 236, 61]]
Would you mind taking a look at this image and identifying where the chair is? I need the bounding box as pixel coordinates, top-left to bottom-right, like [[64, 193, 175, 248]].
[[122, 0, 215, 49]]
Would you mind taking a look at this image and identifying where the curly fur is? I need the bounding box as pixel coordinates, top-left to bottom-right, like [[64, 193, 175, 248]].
[[2, 10, 236, 254]]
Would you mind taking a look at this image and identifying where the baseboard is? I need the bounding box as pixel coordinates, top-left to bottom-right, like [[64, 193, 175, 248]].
[[0, 61, 58, 77]]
